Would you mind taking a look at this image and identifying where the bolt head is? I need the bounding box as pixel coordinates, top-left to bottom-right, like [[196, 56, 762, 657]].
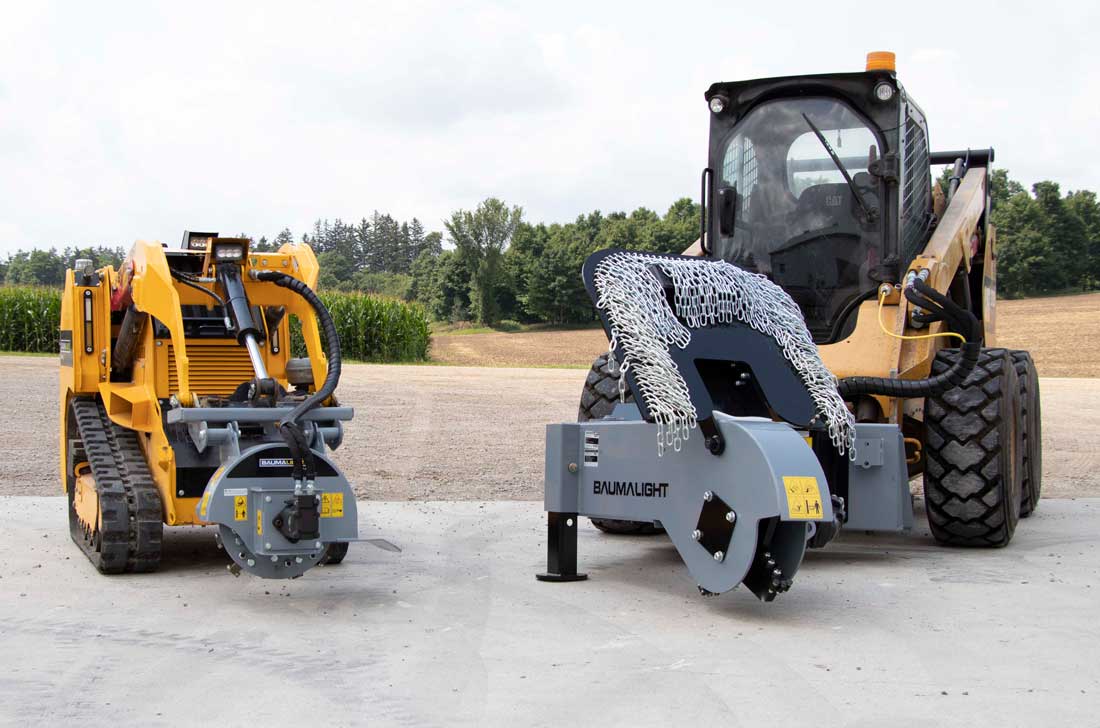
[[246, 558, 255, 567], [265, 542, 272, 550], [725, 511, 736, 523], [295, 556, 303, 564], [270, 555, 278, 562], [315, 541, 322, 549], [566, 518, 574, 527], [703, 491, 713, 502], [713, 551, 724, 561], [567, 462, 578, 474], [265, 495, 272, 502], [177, 490, 185, 496], [692, 529, 703, 541]]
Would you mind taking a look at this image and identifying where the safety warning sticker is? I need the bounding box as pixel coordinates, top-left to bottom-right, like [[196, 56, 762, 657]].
[[783, 476, 823, 520], [256, 508, 263, 535], [233, 495, 247, 521], [584, 431, 599, 467], [321, 492, 344, 518]]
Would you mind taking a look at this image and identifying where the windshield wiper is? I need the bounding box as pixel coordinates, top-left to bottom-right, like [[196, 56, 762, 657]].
[[801, 113, 876, 222]]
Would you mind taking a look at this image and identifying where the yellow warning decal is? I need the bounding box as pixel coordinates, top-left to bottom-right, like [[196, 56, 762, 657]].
[[256, 508, 263, 535], [783, 476, 824, 520], [233, 496, 247, 521], [321, 492, 344, 518]]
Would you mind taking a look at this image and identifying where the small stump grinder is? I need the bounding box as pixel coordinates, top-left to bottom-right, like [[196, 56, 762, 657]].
[[539, 52, 1041, 600], [60, 232, 368, 578]]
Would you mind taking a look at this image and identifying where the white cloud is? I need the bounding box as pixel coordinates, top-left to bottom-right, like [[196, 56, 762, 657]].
[[0, 0, 1097, 253]]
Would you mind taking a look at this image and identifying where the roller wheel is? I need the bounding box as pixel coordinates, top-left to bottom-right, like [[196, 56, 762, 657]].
[[923, 348, 1024, 547], [1010, 351, 1042, 517], [579, 353, 664, 536], [320, 542, 349, 565]]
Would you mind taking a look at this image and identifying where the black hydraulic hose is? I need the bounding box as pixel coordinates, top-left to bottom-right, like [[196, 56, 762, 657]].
[[255, 270, 342, 481], [254, 271, 341, 424], [836, 279, 981, 400], [171, 270, 227, 310], [281, 420, 308, 483]]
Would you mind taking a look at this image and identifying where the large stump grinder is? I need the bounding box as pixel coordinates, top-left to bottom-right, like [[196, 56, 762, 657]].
[[60, 232, 376, 578], [539, 52, 1041, 600]]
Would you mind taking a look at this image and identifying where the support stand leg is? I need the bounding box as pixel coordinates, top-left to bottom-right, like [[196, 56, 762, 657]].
[[536, 512, 587, 582]]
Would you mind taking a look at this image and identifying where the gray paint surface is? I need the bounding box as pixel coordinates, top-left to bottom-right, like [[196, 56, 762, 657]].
[[546, 410, 833, 592], [2, 497, 1098, 727]]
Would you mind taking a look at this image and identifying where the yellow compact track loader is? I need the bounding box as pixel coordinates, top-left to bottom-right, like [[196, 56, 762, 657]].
[[60, 232, 371, 578], [540, 52, 1041, 600]]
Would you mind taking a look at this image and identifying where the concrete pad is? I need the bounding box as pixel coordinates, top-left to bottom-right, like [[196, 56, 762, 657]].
[[2, 497, 1098, 727]]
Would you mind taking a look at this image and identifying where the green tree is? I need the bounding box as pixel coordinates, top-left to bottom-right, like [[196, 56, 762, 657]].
[[521, 226, 591, 323], [315, 250, 356, 289], [5, 249, 66, 285], [444, 198, 523, 325], [1066, 190, 1100, 288]]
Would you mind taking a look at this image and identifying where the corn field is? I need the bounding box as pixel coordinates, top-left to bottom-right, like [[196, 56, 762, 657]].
[[0, 287, 62, 353], [0, 286, 431, 363], [291, 292, 432, 362]]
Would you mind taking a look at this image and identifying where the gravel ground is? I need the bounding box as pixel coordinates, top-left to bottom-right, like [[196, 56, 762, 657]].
[[4, 356, 1098, 500]]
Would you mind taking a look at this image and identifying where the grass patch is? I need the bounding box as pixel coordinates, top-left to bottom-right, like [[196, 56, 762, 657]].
[[0, 350, 56, 358]]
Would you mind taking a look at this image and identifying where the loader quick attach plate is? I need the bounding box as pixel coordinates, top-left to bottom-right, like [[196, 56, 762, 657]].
[[198, 442, 358, 579]]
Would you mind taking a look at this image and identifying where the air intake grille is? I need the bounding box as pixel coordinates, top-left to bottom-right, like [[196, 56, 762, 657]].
[[900, 112, 932, 265], [167, 343, 254, 396]]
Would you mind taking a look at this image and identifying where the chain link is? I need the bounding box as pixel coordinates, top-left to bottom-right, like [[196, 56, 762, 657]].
[[594, 252, 856, 457]]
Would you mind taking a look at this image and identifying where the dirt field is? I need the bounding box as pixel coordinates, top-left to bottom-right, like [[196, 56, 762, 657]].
[[4, 356, 1098, 501], [431, 292, 1100, 377]]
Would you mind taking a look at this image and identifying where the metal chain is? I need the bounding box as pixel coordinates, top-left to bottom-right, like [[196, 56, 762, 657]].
[[594, 252, 856, 457]]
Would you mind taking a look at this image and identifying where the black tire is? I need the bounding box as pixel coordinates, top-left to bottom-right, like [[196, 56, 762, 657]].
[[924, 348, 1024, 547], [1010, 350, 1042, 517], [579, 353, 629, 421], [579, 353, 664, 536], [320, 542, 349, 565]]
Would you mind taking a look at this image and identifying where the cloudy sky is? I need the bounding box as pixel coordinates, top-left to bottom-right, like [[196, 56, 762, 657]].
[[1, 1, 1095, 253]]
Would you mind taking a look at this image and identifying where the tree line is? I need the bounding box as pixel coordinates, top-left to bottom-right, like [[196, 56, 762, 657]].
[[3, 169, 1097, 323]]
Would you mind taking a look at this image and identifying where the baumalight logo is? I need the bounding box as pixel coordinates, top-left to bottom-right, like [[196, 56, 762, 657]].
[[593, 480, 669, 498]]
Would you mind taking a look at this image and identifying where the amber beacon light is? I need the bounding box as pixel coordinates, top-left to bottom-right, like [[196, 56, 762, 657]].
[[865, 51, 896, 72]]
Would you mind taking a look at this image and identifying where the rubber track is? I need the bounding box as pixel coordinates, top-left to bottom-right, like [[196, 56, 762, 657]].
[[578, 353, 664, 536], [69, 397, 163, 573], [923, 349, 1021, 547]]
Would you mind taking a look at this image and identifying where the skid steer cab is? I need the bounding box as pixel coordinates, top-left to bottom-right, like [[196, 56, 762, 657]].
[[59, 231, 388, 579], [539, 52, 1041, 601]]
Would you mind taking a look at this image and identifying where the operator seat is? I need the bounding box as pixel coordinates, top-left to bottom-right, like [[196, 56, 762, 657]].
[[789, 183, 857, 236]]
